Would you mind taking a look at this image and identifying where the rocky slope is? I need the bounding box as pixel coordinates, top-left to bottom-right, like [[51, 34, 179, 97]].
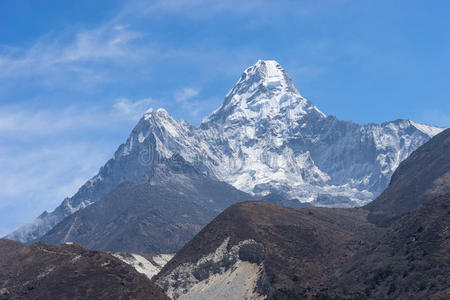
[[113, 252, 174, 280], [0, 239, 169, 300], [155, 202, 381, 299], [7, 60, 444, 243], [155, 129, 450, 299], [39, 155, 254, 253]]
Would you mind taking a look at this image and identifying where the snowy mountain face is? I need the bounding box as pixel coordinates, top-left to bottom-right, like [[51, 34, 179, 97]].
[[7, 60, 445, 243], [200, 61, 442, 204]]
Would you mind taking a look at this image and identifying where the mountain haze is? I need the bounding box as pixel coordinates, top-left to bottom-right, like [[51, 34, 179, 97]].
[[7, 60, 444, 243]]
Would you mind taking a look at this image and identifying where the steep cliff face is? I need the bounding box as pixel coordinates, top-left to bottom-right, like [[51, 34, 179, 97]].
[[7, 60, 444, 243]]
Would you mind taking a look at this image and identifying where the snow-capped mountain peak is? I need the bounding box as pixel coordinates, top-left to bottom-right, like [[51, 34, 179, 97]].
[[245, 59, 293, 91], [205, 59, 324, 124]]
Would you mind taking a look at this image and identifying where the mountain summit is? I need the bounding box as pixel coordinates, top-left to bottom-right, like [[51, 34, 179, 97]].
[[205, 60, 324, 124], [7, 60, 445, 243]]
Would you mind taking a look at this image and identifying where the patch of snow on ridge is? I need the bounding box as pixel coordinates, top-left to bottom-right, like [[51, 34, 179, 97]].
[[153, 253, 174, 267], [113, 253, 174, 280], [260, 60, 283, 77], [410, 120, 446, 137], [157, 238, 265, 300], [261, 60, 284, 89], [138, 132, 145, 143]]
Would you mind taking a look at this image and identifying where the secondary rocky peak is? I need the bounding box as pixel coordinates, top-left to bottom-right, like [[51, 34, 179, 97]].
[[137, 107, 186, 141]]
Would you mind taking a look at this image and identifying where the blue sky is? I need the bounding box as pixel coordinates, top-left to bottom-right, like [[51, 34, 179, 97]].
[[0, 0, 449, 236]]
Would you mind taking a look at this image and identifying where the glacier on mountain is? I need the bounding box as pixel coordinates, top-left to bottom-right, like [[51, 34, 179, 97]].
[[6, 59, 445, 243]]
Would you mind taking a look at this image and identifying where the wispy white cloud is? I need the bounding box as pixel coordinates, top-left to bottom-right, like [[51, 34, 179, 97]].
[[0, 20, 144, 88], [61, 24, 140, 62], [175, 87, 199, 102], [0, 98, 154, 138], [0, 1, 266, 85], [0, 0, 330, 95], [113, 97, 155, 120], [171, 87, 218, 121]]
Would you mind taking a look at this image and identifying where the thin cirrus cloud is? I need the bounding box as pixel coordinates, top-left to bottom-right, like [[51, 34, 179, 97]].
[[113, 97, 155, 120], [173, 87, 221, 121], [0, 21, 144, 88], [0, 98, 153, 138], [0, 0, 323, 97], [175, 87, 199, 102]]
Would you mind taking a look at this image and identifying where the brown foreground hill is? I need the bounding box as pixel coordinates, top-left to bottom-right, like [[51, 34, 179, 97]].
[[0, 239, 169, 300], [332, 193, 450, 299], [155, 202, 383, 299]]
